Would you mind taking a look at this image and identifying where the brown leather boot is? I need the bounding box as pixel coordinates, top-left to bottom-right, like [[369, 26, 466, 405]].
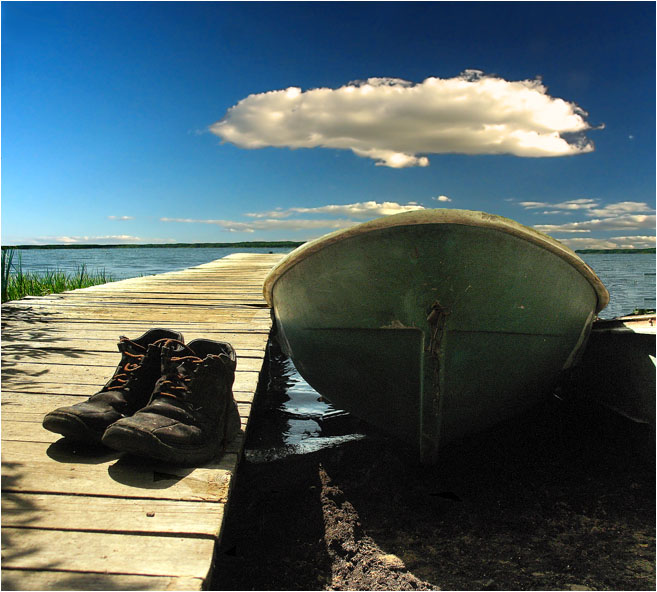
[[102, 339, 241, 465], [42, 329, 184, 443]]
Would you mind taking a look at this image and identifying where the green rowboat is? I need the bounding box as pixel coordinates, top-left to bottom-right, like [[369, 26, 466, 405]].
[[263, 209, 609, 463]]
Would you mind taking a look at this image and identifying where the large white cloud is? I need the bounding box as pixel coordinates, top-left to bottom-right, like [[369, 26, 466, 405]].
[[210, 71, 596, 168]]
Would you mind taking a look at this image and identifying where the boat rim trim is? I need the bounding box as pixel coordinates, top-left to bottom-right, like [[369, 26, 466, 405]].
[[263, 208, 610, 313]]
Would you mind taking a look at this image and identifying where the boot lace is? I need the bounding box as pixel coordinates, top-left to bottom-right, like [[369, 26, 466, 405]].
[[106, 336, 171, 391], [156, 340, 203, 400]]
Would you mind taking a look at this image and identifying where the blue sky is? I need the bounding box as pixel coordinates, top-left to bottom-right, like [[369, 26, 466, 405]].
[[2, 1, 655, 249]]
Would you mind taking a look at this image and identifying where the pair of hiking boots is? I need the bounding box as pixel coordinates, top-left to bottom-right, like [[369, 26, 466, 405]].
[[42, 329, 241, 466]]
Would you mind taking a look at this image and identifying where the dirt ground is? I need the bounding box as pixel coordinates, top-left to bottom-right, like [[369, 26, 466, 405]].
[[211, 354, 655, 591]]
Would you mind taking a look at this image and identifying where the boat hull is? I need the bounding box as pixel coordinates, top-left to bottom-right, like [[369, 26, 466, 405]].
[[264, 210, 608, 462]]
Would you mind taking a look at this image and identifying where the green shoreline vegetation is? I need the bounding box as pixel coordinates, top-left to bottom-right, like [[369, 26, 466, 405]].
[[1, 248, 114, 303]]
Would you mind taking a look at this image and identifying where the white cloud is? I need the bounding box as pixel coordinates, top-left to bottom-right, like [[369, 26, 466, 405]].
[[587, 202, 655, 217], [245, 201, 424, 219], [519, 198, 655, 247], [519, 198, 598, 212], [107, 215, 134, 221], [434, 195, 452, 202], [534, 214, 656, 234], [533, 226, 592, 234], [210, 72, 596, 168], [160, 217, 359, 233], [558, 235, 656, 250], [162, 200, 426, 233], [38, 235, 153, 244], [519, 199, 653, 217]]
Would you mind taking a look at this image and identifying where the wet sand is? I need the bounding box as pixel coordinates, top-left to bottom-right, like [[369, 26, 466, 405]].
[[212, 348, 655, 591]]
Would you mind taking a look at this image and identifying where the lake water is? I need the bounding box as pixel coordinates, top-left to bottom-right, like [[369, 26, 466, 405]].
[[7, 246, 295, 280], [578, 253, 655, 319], [6, 246, 655, 458]]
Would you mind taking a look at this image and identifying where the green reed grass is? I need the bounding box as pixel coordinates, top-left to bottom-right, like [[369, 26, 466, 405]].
[[1, 248, 114, 303]]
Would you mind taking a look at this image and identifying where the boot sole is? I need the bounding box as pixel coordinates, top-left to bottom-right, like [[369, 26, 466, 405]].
[[101, 424, 221, 466], [42, 412, 104, 443]]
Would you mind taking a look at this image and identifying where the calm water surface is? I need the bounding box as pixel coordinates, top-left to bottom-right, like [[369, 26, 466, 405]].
[[10, 246, 294, 280], [579, 253, 655, 319], [8, 247, 655, 457]]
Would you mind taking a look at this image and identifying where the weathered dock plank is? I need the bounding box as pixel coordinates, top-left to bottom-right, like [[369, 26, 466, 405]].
[[1, 572, 204, 592], [3, 493, 225, 536], [2, 528, 215, 576], [1, 253, 285, 591]]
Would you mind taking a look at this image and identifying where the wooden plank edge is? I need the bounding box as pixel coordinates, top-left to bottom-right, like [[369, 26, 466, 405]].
[[1, 568, 204, 591]]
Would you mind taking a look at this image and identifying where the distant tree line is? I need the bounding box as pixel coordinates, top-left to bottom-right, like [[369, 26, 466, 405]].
[[575, 248, 655, 254], [1, 241, 305, 250]]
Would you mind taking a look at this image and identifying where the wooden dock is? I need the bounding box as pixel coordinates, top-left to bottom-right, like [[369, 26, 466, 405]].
[[1, 253, 285, 590]]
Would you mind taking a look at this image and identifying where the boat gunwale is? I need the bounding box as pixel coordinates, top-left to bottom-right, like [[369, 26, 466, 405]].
[[263, 209, 610, 313]]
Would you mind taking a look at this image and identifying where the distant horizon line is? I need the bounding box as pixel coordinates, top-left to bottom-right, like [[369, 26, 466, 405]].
[[0, 240, 305, 250], [1, 242, 654, 255]]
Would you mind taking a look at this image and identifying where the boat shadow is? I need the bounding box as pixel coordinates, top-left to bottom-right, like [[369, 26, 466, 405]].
[[318, 397, 655, 590], [213, 394, 655, 590]]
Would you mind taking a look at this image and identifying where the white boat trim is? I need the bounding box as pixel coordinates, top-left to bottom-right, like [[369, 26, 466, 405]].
[[263, 209, 610, 312]]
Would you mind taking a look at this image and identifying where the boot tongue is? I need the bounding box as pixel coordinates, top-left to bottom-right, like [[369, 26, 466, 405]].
[[160, 341, 200, 374]]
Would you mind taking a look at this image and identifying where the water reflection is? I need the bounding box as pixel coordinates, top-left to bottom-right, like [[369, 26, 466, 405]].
[[243, 341, 366, 463]]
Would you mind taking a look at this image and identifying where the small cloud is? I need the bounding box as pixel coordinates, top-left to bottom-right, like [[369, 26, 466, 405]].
[[211, 72, 597, 168], [533, 226, 592, 234], [519, 199, 654, 217], [245, 201, 424, 219], [434, 195, 452, 202], [40, 235, 148, 244], [161, 200, 425, 235], [519, 199, 598, 212], [558, 235, 655, 250], [534, 214, 656, 234], [587, 201, 654, 217], [160, 217, 359, 233], [107, 215, 135, 221], [520, 199, 655, 247]]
